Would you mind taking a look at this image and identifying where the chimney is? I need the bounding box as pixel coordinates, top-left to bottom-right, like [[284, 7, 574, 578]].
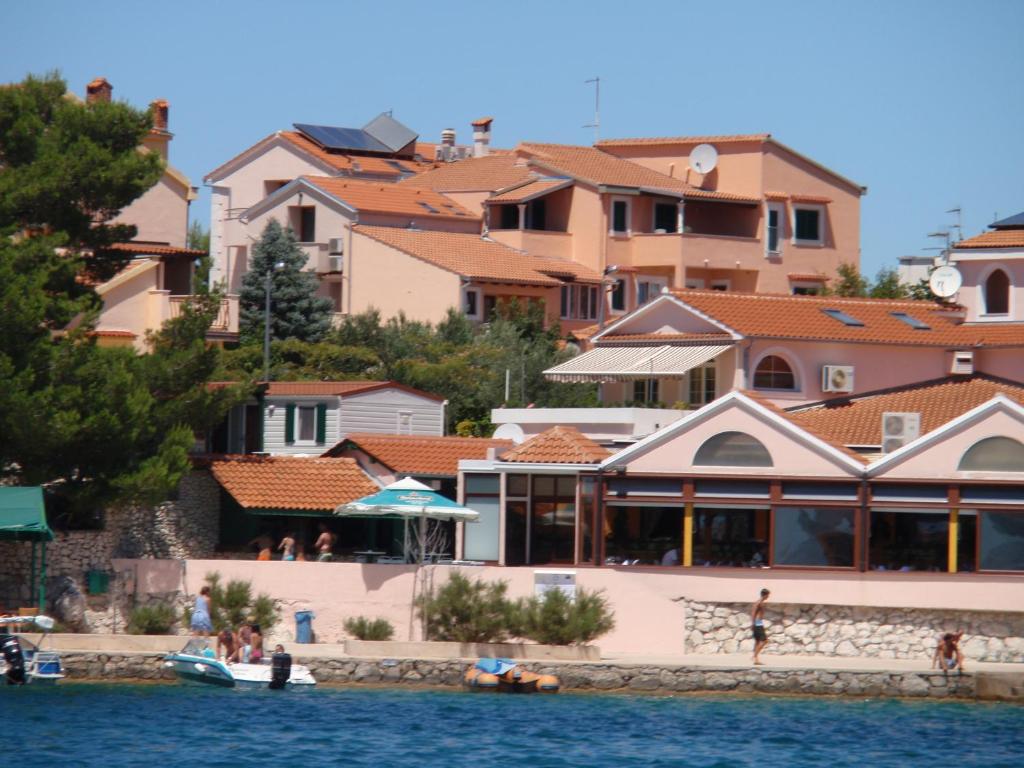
[[437, 129, 457, 162], [150, 99, 169, 131], [471, 117, 493, 158], [86, 77, 112, 104]]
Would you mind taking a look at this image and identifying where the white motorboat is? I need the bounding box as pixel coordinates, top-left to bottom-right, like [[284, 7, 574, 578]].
[[1, 615, 65, 685], [163, 638, 316, 689]]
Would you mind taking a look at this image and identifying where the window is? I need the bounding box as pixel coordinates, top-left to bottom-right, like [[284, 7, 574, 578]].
[[483, 295, 497, 320], [869, 510, 949, 572], [525, 198, 547, 230], [693, 508, 770, 567], [397, 412, 412, 435], [753, 355, 796, 390], [773, 507, 855, 567], [633, 379, 659, 403], [694, 431, 773, 467], [958, 436, 1024, 472], [418, 201, 440, 214], [499, 205, 519, 230], [791, 284, 821, 296], [464, 474, 500, 561], [710, 280, 730, 291], [263, 180, 289, 196], [285, 401, 328, 445], [688, 363, 716, 406], [984, 269, 1010, 314], [604, 506, 682, 565], [611, 199, 630, 234], [299, 207, 316, 242], [979, 512, 1024, 571], [560, 284, 599, 320], [653, 202, 678, 233], [637, 277, 667, 305], [766, 204, 782, 254], [891, 311, 930, 330], [531, 475, 576, 564], [298, 406, 316, 442], [822, 308, 865, 327], [326, 281, 342, 312], [793, 205, 823, 244], [464, 288, 480, 319], [610, 279, 626, 312]]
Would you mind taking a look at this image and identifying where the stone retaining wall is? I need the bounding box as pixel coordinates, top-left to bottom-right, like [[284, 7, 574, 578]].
[[0, 471, 219, 608], [57, 652, 980, 699], [684, 600, 1024, 663]]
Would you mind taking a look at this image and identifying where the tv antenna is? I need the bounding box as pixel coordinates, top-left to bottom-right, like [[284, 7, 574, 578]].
[[584, 77, 600, 143], [945, 206, 963, 243]]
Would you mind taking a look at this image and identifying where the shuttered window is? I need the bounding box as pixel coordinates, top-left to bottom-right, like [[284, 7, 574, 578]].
[[315, 402, 328, 445], [285, 403, 296, 444]]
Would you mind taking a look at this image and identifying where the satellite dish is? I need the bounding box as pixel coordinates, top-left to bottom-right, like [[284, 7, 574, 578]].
[[929, 265, 962, 298], [492, 423, 526, 444], [689, 143, 719, 175]]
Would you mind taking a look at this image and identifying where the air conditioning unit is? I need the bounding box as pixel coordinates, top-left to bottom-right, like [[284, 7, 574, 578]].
[[881, 412, 921, 454], [328, 255, 343, 273], [951, 350, 974, 375], [328, 237, 344, 255], [821, 365, 855, 393]]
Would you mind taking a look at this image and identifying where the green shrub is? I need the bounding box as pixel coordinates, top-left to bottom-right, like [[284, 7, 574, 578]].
[[204, 572, 279, 633], [127, 602, 177, 635], [344, 616, 395, 641], [416, 572, 516, 643], [514, 587, 615, 646]]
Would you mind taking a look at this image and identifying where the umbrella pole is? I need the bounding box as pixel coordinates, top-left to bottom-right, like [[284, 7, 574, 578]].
[[403, 518, 410, 563], [419, 514, 426, 565]]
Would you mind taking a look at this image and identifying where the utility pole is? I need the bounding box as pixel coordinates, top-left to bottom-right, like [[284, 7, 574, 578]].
[[584, 77, 601, 143]]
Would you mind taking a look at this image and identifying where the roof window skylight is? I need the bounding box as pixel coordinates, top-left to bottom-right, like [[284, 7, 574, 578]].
[[822, 308, 865, 327], [890, 311, 930, 330], [418, 201, 440, 214]]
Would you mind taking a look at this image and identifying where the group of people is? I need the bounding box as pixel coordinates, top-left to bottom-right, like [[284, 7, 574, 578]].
[[750, 588, 966, 672], [188, 585, 270, 665], [249, 524, 338, 562]]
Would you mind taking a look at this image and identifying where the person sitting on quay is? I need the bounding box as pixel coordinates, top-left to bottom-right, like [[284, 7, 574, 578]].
[[278, 532, 296, 561], [932, 631, 965, 673], [315, 523, 337, 562], [216, 628, 237, 663], [190, 586, 213, 637]]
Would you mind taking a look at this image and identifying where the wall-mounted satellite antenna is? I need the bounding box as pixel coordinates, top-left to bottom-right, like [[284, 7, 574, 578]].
[[929, 265, 962, 298], [688, 143, 719, 175]]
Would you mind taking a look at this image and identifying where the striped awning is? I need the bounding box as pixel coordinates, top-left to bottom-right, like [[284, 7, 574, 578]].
[[544, 344, 732, 382]]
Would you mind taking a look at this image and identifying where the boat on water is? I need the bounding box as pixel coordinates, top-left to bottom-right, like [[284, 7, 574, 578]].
[[464, 658, 559, 693], [0, 615, 65, 685], [163, 638, 316, 689]]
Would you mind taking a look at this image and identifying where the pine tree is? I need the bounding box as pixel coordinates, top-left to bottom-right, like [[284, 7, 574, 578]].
[[238, 220, 333, 345]]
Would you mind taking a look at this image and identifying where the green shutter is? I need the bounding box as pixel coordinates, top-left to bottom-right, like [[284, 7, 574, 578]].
[[316, 402, 328, 445], [285, 403, 295, 444]]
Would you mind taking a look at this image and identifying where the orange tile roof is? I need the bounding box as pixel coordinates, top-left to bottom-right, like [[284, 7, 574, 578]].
[[791, 194, 833, 204], [786, 375, 1024, 447], [598, 332, 734, 344], [263, 380, 444, 401], [353, 226, 603, 286], [211, 456, 378, 511], [500, 426, 610, 464], [955, 229, 1024, 249], [90, 329, 137, 338], [487, 179, 570, 204], [104, 242, 206, 257], [303, 176, 478, 220], [667, 289, 1024, 348], [765, 191, 790, 200], [596, 134, 772, 147], [327, 434, 512, 476], [400, 154, 534, 192], [517, 143, 759, 202]]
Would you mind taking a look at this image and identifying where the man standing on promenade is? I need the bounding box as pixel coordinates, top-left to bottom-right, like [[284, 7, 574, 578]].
[[752, 588, 770, 665]]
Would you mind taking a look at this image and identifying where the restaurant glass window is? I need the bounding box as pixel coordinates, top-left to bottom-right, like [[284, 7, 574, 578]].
[[531, 475, 576, 564], [463, 474, 500, 561], [580, 476, 595, 563], [504, 474, 529, 566], [979, 511, 1024, 571], [693, 507, 770, 567], [869, 510, 948, 572], [773, 507, 855, 567], [956, 510, 977, 573], [604, 505, 681, 565]]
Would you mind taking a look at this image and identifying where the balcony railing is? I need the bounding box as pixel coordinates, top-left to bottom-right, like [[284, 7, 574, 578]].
[[168, 295, 238, 333]]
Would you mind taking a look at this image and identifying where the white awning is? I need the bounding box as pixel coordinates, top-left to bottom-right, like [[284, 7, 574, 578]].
[[544, 344, 732, 382]]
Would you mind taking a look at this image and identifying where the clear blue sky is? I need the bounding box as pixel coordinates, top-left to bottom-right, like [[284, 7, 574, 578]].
[[5, 0, 1022, 277]]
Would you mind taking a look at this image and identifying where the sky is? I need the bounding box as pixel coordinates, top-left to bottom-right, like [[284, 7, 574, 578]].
[[4, 0, 1022, 277]]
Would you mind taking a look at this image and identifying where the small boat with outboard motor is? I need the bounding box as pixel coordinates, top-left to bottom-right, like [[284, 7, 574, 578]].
[[0, 614, 65, 685], [464, 658, 559, 693], [163, 638, 316, 689]]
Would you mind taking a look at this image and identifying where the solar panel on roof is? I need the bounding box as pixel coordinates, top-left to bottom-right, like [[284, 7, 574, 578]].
[[822, 308, 865, 327], [294, 123, 391, 153], [362, 113, 418, 153]]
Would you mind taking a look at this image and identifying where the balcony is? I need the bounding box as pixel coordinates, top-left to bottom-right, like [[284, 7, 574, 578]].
[[488, 229, 573, 260], [168, 294, 239, 336]]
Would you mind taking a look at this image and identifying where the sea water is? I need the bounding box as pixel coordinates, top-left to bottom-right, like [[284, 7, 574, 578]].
[[1, 684, 1020, 767]]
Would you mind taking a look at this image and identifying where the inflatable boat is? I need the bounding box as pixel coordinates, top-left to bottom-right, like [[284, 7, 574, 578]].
[[464, 658, 559, 693]]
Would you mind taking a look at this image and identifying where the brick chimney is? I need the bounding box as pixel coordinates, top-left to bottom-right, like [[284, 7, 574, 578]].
[[150, 99, 169, 131], [471, 117, 493, 158], [86, 77, 112, 104]]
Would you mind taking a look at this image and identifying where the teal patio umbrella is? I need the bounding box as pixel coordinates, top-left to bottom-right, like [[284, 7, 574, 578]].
[[334, 477, 479, 562]]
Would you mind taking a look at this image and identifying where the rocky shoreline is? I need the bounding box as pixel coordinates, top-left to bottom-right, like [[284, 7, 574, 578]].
[[56, 651, 1016, 700]]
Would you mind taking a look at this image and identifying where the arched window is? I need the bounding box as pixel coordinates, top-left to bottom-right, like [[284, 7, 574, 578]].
[[958, 436, 1024, 472], [984, 269, 1010, 315], [694, 431, 773, 467], [753, 355, 796, 390]]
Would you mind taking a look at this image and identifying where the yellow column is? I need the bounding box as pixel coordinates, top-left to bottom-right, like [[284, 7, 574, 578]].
[[682, 503, 694, 567], [948, 508, 959, 573]]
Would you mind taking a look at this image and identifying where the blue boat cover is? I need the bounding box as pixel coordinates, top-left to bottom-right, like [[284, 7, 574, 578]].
[[475, 658, 517, 675]]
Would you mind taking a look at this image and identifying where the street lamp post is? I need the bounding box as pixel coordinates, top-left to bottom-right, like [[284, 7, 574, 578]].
[[263, 261, 285, 382]]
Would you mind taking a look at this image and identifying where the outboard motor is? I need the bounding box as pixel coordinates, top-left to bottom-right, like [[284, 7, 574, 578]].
[[1, 634, 26, 685], [269, 651, 292, 690]]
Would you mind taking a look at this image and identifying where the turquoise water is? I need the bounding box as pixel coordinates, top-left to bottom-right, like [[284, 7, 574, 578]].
[[1, 684, 1021, 767]]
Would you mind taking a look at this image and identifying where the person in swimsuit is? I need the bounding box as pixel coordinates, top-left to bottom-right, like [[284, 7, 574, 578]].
[[932, 631, 965, 672], [752, 588, 770, 665], [216, 628, 237, 663], [190, 586, 213, 637], [236, 622, 253, 663], [250, 624, 264, 663], [278, 532, 296, 561], [314, 523, 337, 562]]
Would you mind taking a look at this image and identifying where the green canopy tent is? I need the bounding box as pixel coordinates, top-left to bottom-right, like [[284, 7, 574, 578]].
[[0, 487, 54, 611]]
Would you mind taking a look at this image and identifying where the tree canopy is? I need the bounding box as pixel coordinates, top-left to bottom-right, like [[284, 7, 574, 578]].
[[825, 262, 934, 300]]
